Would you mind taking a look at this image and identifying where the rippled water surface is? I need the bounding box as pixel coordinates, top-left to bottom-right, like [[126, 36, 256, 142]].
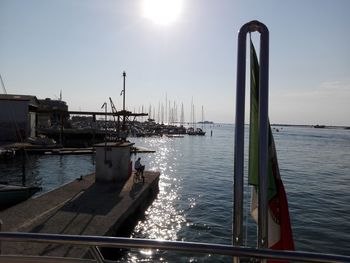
[[1, 125, 350, 262]]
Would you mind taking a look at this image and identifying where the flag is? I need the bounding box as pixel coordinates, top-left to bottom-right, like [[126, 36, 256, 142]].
[[248, 39, 295, 257]]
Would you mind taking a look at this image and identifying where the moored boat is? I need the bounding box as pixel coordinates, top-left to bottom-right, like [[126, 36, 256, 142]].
[[187, 127, 206, 136], [195, 127, 206, 136], [0, 184, 41, 210], [187, 127, 196, 135]]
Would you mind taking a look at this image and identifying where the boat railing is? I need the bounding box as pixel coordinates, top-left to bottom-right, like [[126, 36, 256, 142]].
[[233, 20, 270, 250], [0, 232, 350, 263]]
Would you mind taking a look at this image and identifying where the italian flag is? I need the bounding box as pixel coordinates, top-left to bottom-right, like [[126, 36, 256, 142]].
[[248, 39, 295, 258]]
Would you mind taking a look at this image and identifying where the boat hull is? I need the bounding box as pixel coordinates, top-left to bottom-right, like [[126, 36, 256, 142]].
[[0, 184, 41, 210]]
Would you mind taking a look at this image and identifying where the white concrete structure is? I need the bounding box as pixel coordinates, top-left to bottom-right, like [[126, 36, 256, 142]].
[[95, 142, 134, 183]]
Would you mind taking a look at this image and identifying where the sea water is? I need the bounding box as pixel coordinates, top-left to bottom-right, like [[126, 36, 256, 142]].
[[1, 125, 349, 262]]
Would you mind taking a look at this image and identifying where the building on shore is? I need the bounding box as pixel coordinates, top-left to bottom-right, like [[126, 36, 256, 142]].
[[0, 94, 39, 143], [0, 94, 69, 144], [37, 98, 69, 128]]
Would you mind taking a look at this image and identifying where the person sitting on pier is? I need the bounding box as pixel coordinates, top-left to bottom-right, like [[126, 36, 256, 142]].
[[135, 157, 145, 181]]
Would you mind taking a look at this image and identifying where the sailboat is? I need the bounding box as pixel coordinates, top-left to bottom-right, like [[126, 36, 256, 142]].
[[187, 104, 206, 136], [187, 99, 196, 135], [195, 106, 206, 136]]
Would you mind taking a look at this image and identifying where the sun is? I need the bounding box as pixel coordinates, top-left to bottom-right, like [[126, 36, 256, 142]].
[[142, 0, 183, 26]]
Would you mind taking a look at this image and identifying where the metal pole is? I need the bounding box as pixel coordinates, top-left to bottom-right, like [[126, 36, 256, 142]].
[[233, 20, 270, 259], [233, 22, 247, 248], [89, 246, 105, 263], [105, 103, 107, 146], [60, 113, 63, 146], [101, 102, 107, 163], [257, 23, 269, 250], [122, 71, 126, 130], [0, 219, 2, 255]]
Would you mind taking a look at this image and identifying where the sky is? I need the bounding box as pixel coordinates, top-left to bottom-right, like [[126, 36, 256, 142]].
[[1, 0, 350, 126]]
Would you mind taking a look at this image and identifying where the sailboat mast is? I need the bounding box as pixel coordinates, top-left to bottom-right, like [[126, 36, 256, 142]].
[[201, 105, 204, 129], [180, 103, 184, 124], [122, 71, 126, 129]]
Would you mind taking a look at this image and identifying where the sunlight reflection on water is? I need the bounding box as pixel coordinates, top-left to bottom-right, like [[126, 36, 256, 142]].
[[2, 125, 349, 262], [122, 125, 350, 262], [132, 137, 186, 242], [123, 128, 234, 262]]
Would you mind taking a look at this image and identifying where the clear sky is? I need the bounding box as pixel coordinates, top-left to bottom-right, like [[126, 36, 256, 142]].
[[1, 0, 349, 126]]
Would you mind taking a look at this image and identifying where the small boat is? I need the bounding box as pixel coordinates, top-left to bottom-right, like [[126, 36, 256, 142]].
[[195, 127, 206, 136], [187, 105, 206, 136], [187, 127, 206, 136], [187, 127, 196, 135], [0, 183, 41, 210]]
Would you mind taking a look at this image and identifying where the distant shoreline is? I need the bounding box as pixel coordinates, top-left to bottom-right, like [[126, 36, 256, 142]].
[[270, 124, 350, 130], [206, 123, 350, 130]]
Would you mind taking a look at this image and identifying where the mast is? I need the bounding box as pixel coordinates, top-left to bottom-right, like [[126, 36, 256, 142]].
[[153, 107, 155, 122], [192, 104, 196, 129], [157, 101, 160, 124], [168, 101, 171, 125], [122, 71, 126, 130], [180, 103, 184, 124], [165, 93, 168, 124], [190, 97, 193, 127], [201, 105, 204, 130]]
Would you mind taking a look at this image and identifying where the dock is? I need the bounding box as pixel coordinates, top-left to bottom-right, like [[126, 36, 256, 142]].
[[0, 143, 156, 155], [0, 171, 160, 259]]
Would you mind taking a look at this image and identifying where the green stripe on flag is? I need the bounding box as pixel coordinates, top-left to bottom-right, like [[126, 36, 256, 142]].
[[248, 39, 277, 200]]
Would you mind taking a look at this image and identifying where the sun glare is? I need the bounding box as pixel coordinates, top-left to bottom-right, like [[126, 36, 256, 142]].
[[142, 0, 183, 26]]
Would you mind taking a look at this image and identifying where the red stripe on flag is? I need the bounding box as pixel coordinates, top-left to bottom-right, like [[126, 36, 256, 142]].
[[270, 178, 295, 251]]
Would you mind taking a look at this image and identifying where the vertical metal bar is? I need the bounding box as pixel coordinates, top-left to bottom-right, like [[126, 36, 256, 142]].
[[0, 219, 2, 255], [233, 21, 270, 262], [89, 246, 105, 263], [233, 24, 247, 249], [122, 71, 126, 130], [257, 24, 269, 251]]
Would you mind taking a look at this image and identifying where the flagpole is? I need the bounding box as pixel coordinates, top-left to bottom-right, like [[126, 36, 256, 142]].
[[233, 20, 269, 261], [233, 21, 247, 249], [257, 23, 269, 250]]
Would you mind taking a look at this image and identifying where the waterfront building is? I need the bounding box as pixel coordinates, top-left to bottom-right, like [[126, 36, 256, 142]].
[[0, 94, 39, 143], [37, 98, 69, 128]]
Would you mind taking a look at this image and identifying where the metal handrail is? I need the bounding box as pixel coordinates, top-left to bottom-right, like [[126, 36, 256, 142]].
[[233, 20, 270, 249], [0, 255, 96, 263], [1, 232, 350, 263]]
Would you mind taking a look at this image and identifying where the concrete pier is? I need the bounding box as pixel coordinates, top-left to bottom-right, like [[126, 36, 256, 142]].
[[0, 171, 160, 259]]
